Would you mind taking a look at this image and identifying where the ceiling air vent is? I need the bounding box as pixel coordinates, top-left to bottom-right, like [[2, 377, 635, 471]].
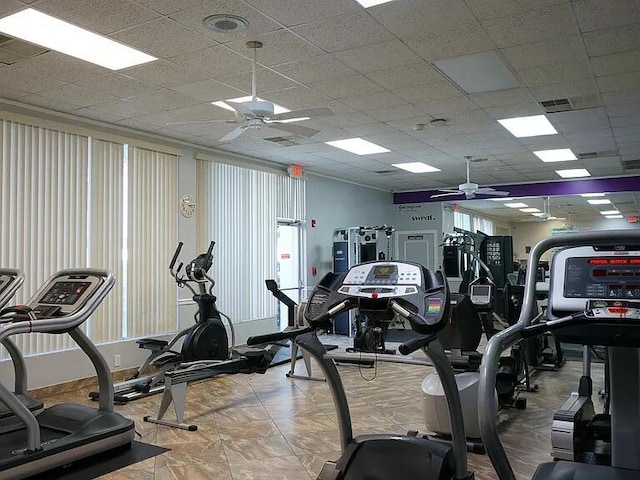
[[622, 159, 640, 171], [540, 94, 600, 113], [264, 136, 298, 147], [0, 35, 48, 65], [374, 170, 402, 175], [577, 149, 619, 160]]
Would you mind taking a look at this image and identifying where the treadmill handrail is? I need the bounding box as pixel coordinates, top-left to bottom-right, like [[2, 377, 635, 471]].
[[0, 269, 115, 342], [0, 268, 24, 307], [478, 229, 640, 480]]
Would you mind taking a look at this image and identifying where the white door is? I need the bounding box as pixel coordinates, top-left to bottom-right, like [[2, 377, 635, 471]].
[[395, 230, 438, 270], [276, 222, 302, 330]]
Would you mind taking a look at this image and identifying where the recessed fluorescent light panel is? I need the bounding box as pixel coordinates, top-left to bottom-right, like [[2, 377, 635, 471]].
[[505, 202, 528, 208], [520, 208, 541, 213], [0, 8, 156, 70], [432, 51, 520, 94], [497, 115, 558, 138], [491, 197, 514, 201], [325, 138, 390, 155], [355, 0, 394, 6], [605, 215, 624, 219], [587, 199, 611, 205], [601, 210, 620, 215], [556, 169, 590, 178], [534, 148, 578, 162], [581, 193, 606, 197], [531, 213, 545, 217], [392, 162, 441, 173]]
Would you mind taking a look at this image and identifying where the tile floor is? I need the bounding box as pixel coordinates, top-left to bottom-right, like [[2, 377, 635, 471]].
[[41, 335, 604, 480]]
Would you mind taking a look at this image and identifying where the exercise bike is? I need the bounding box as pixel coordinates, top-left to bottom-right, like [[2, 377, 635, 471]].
[[247, 260, 474, 479], [91, 241, 235, 403]]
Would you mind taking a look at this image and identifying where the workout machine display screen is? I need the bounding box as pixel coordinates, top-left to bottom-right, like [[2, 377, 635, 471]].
[[372, 265, 394, 278], [41, 281, 92, 305], [564, 257, 640, 299]]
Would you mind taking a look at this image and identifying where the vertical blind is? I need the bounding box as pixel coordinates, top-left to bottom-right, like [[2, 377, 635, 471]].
[[126, 147, 178, 338], [0, 120, 89, 355], [0, 118, 179, 357], [197, 160, 305, 323]]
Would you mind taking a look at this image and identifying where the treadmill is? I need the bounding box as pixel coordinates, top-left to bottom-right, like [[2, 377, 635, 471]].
[[479, 230, 640, 480], [0, 269, 45, 428], [0, 269, 135, 480]]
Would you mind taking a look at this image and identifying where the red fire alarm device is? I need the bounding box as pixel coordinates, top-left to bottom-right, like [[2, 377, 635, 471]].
[[311, 219, 317, 227], [629, 215, 638, 223], [287, 164, 303, 178]]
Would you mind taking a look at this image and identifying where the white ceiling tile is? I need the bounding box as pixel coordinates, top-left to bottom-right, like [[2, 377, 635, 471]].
[[366, 63, 443, 90], [216, 68, 298, 94], [501, 35, 587, 70], [168, 46, 252, 78], [119, 60, 209, 88], [581, 156, 623, 170], [110, 18, 216, 59], [572, 0, 640, 32], [343, 122, 400, 137], [38, 83, 118, 108], [528, 79, 598, 102], [550, 108, 610, 133], [480, 4, 578, 48], [516, 60, 593, 87], [591, 50, 640, 77], [242, 0, 359, 27], [74, 72, 160, 98], [169, 0, 282, 44], [126, 89, 202, 111], [366, 104, 425, 122], [0, 64, 65, 93], [469, 88, 533, 108], [404, 23, 495, 61], [19, 93, 84, 113], [133, 0, 203, 15], [369, 0, 476, 38], [597, 72, 640, 93], [415, 96, 479, 116], [8, 51, 107, 83], [86, 98, 158, 118], [265, 86, 335, 110], [309, 74, 385, 100], [393, 82, 463, 104], [73, 106, 129, 123], [465, 0, 565, 20], [602, 91, 640, 107], [610, 114, 640, 128], [273, 55, 357, 84], [340, 91, 408, 112], [333, 41, 422, 74], [604, 101, 640, 118], [226, 30, 323, 67], [291, 12, 394, 53], [318, 112, 378, 127], [170, 79, 245, 102], [32, 0, 160, 34], [583, 23, 640, 57], [482, 103, 546, 119], [0, 0, 26, 17]]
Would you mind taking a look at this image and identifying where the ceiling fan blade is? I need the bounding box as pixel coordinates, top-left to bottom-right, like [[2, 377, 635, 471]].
[[219, 125, 249, 142], [166, 119, 237, 126], [269, 122, 320, 138], [226, 101, 255, 117], [431, 191, 463, 198], [268, 107, 335, 122], [475, 188, 510, 196]]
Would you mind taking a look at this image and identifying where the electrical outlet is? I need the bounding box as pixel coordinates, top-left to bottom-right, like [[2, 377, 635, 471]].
[[114, 354, 121, 367]]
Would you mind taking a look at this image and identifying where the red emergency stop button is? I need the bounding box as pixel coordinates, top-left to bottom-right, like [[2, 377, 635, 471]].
[[371, 292, 378, 299]]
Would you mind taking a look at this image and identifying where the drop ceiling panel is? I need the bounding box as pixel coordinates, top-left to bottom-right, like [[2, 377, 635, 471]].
[[583, 23, 640, 57], [75, 72, 160, 98], [170, 79, 245, 102], [465, 0, 566, 20], [37, 83, 117, 108], [273, 55, 358, 84], [404, 23, 495, 62], [120, 60, 210, 88], [291, 12, 394, 53], [597, 72, 640, 93], [9, 52, 107, 83], [469, 88, 533, 108], [125, 89, 203, 111], [393, 82, 464, 104], [516, 60, 593, 88], [591, 49, 640, 76], [241, 0, 359, 27], [340, 91, 408, 112], [501, 35, 587, 70], [366, 104, 425, 122], [133, 0, 203, 15], [216, 68, 298, 94], [20, 93, 83, 113], [333, 41, 422, 74], [343, 122, 400, 137], [572, 0, 640, 32], [226, 30, 323, 67], [110, 18, 216, 59], [263, 86, 334, 110], [32, 0, 160, 34], [308, 74, 385, 99], [480, 4, 579, 48]]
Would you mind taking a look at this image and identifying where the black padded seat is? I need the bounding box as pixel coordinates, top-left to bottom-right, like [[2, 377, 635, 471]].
[[533, 461, 639, 480]]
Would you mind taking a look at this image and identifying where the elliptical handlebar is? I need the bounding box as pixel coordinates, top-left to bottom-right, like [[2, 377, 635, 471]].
[[169, 242, 183, 271]]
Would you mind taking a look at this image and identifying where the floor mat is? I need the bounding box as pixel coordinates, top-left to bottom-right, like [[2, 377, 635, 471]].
[[26, 440, 170, 480]]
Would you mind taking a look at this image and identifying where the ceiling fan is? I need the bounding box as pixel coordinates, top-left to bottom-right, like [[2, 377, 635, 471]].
[[167, 40, 335, 142], [431, 157, 510, 200]]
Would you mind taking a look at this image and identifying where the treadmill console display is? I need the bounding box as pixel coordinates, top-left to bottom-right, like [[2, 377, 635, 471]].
[[339, 262, 421, 298], [40, 281, 92, 305], [564, 257, 640, 299]]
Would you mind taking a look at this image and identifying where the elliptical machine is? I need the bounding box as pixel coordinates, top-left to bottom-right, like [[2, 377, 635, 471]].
[[91, 241, 234, 403], [248, 260, 474, 480]]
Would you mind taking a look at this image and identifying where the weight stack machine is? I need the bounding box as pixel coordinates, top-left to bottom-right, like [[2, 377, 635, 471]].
[[332, 226, 395, 335]]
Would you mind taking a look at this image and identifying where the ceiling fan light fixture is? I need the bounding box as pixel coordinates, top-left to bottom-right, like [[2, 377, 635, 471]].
[[203, 14, 249, 33]]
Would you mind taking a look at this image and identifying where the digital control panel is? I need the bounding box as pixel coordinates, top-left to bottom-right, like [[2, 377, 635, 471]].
[[587, 299, 640, 319], [34, 274, 103, 315], [41, 281, 92, 305], [339, 262, 421, 298], [550, 246, 640, 314], [470, 284, 492, 307]]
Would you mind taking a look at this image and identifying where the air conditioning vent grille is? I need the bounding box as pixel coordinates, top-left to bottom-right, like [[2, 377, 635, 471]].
[[622, 159, 640, 171], [541, 95, 600, 113], [263, 136, 299, 147]]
